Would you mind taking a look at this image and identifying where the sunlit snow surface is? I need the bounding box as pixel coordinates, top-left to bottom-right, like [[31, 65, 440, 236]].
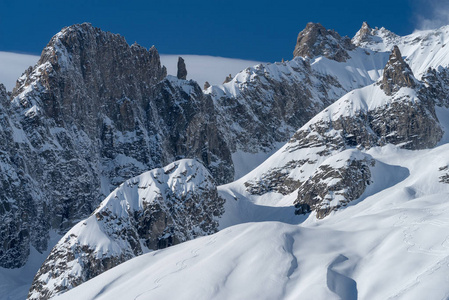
[[55, 144, 449, 300]]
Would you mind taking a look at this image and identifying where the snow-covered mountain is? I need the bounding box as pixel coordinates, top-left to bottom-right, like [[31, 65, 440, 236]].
[[52, 143, 449, 300], [28, 159, 224, 299], [40, 22, 449, 299], [0, 22, 390, 280], [4, 20, 449, 300]]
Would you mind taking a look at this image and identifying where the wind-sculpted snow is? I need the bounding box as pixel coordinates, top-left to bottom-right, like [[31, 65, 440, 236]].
[[51, 143, 449, 299], [28, 159, 225, 299]]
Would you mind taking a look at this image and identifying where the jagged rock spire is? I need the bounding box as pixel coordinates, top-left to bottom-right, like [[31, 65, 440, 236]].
[[352, 21, 373, 46], [293, 22, 355, 62], [380, 45, 416, 95], [177, 56, 187, 80]]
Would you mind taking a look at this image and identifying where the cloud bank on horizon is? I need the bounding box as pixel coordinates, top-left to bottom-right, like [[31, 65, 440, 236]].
[[0, 52, 262, 91], [0, 52, 39, 91], [159, 55, 263, 86]]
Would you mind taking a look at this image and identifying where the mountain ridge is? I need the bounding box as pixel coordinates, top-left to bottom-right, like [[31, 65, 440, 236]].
[[2, 21, 449, 300]]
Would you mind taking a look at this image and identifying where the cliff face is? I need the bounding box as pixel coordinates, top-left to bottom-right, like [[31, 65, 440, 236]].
[[0, 23, 232, 269]]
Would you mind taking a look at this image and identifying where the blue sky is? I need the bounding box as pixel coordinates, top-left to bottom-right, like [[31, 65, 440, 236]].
[[0, 0, 446, 61]]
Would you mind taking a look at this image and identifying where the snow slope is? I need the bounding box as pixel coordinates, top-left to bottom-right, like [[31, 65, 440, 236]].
[[54, 144, 449, 300], [354, 24, 449, 79]]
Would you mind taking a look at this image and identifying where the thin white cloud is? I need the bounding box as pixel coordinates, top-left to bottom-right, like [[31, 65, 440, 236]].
[[0, 52, 261, 92], [0, 52, 39, 91], [414, 0, 449, 30], [160, 55, 263, 87]]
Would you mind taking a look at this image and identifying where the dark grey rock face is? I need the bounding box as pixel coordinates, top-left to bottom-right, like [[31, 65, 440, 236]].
[[381, 46, 416, 95], [28, 159, 225, 300], [211, 60, 349, 156], [421, 67, 449, 108], [289, 97, 442, 153], [294, 155, 374, 219], [293, 22, 355, 62], [0, 83, 52, 268], [0, 23, 232, 270], [177, 56, 187, 80], [244, 159, 306, 195]]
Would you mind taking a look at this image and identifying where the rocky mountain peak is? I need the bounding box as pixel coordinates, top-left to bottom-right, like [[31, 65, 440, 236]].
[[293, 22, 355, 62], [352, 23, 399, 49], [380, 45, 417, 95], [0, 22, 235, 271], [352, 21, 373, 45], [12, 23, 167, 125]]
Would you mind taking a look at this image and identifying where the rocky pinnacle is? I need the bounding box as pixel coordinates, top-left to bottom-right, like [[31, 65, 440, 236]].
[[381, 45, 416, 95], [177, 56, 187, 80]]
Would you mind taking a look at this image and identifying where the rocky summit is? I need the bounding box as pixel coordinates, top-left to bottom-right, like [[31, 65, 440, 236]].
[[380, 45, 416, 95], [293, 22, 355, 62]]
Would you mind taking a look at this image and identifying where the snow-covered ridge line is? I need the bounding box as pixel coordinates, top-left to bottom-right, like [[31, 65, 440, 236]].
[[354, 23, 449, 79], [206, 47, 389, 99], [53, 143, 449, 300], [28, 159, 225, 300]]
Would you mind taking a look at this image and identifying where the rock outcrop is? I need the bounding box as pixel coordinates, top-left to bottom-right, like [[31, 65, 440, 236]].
[[293, 22, 355, 62], [351, 21, 399, 49], [294, 151, 374, 218], [177, 56, 187, 80], [380, 46, 416, 95], [28, 159, 225, 299]]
